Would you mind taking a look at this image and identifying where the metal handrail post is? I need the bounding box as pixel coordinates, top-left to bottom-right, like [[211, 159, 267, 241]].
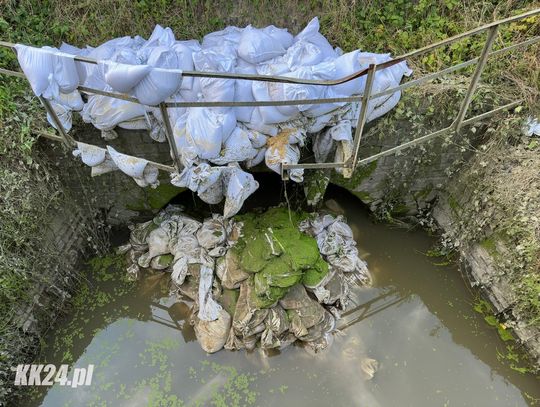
[[39, 96, 76, 148], [454, 25, 499, 131], [158, 103, 183, 173], [349, 64, 377, 174]]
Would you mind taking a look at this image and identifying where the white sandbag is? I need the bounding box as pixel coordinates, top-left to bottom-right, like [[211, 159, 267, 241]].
[[73, 142, 106, 166], [209, 127, 258, 165], [172, 42, 195, 90], [104, 62, 151, 93], [234, 62, 257, 123], [15, 45, 79, 99], [202, 26, 243, 49], [265, 137, 303, 182], [174, 108, 236, 160], [222, 165, 259, 218], [107, 146, 159, 187], [245, 147, 266, 168], [48, 102, 73, 131], [193, 46, 236, 111], [252, 77, 297, 124], [54, 90, 84, 111], [243, 108, 279, 136], [263, 25, 294, 50], [238, 25, 288, 64], [294, 17, 336, 59], [283, 40, 327, 68], [134, 46, 182, 106], [179, 77, 202, 102], [82, 94, 146, 130], [137, 25, 176, 61]]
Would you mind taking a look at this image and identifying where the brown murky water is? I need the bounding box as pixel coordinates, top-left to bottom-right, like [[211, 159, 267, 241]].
[[26, 186, 540, 407]]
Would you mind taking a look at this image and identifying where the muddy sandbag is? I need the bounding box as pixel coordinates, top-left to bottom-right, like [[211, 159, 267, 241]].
[[129, 220, 158, 251], [178, 264, 201, 301], [232, 279, 269, 337], [264, 306, 290, 336], [216, 250, 250, 289], [287, 297, 325, 331], [217, 288, 239, 316], [299, 309, 335, 342], [192, 308, 231, 353], [302, 332, 334, 355], [138, 226, 172, 268], [150, 254, 174, 270], [279, 284, 312, 310], [196, 215, 228, 250]]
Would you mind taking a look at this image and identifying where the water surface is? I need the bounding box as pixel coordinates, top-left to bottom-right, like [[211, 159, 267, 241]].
[[27, 188, 540, 406]]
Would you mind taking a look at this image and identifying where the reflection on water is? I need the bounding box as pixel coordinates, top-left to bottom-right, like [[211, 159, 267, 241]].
[[27, 187, 540, 407]]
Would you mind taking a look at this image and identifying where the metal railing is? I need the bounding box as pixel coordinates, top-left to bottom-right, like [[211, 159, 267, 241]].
[[0, 8, 538, 180]]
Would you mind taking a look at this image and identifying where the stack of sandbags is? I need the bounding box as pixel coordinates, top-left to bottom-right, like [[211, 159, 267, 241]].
[[17, 18, 411, 217], [120, 206, 371, 353]]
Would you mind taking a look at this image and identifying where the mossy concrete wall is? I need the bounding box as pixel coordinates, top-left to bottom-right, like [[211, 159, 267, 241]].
[[49, 123, 186, 224]]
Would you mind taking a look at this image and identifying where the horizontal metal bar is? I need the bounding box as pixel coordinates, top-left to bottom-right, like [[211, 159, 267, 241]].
[[356, 100, 521, 165], [166, 95, 362, 108], [145, 161, 176, 173], [369, 35, 540, 100], [35, 130, 64, 142], [461, 99, 522, 126], [4, 34, 537, 110], [80, 85, 363, 107], [0, 67, 25, 78], [282, 162, 348, 170]]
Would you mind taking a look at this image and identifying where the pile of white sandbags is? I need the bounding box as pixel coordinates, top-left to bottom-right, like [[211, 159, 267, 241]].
[[16, 18, 412, 217]]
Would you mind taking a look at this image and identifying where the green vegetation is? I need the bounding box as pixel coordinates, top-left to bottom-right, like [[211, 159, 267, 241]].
[[234, 207, 328, 307]]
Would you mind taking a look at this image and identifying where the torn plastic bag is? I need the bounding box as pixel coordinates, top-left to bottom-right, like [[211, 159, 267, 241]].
[[134, 46, 182, 106], [238, 25, 288, 64], [107, 146, 159, 188], [171, 163, 223, 204], [222, 165, 259, 218], [129, 220, 158, 252], [15, 45, 80, 99], [198, 264, 223, 321], [137, 226, 171, 268], [192, 308, 231, 353]]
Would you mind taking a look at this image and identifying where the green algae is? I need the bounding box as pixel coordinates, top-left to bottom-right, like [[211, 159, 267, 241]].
[[233, 207, 329, 308]]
